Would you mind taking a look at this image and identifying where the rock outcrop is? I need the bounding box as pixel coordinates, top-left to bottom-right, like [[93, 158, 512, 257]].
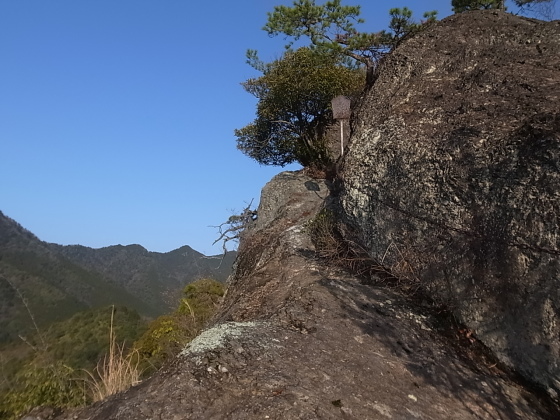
[[341, 10, 560, 398], [46, 172, 558, 419], [31, 11, 560, 420]]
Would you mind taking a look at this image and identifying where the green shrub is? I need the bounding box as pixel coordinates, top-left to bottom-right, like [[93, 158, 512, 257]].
[[0, 305, 146, 418], [134, 278, 225, 370], [0, 361, 86, 419]]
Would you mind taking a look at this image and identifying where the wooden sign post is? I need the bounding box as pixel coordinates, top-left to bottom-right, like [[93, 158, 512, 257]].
[[331, 95, 351, 156]]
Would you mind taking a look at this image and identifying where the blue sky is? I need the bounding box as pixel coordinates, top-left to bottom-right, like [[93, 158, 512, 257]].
[[1, 1, 555, 254]]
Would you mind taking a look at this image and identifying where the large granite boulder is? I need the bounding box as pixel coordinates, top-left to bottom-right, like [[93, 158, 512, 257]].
[[341, 10, 560, 397]]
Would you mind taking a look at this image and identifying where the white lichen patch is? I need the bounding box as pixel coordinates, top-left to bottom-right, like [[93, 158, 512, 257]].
[[284, 224, 307, 249], [425, 65, 437, 74], [180, 321, 270, 363], [371, 402, 393, 418]]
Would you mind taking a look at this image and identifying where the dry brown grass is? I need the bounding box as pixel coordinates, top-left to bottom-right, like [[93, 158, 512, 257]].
[[84, 306, 142, 402], [307, 209, 422, 291], [307, 210, 374, 272]]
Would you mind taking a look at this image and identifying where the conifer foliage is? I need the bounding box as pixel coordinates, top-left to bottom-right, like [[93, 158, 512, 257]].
[[235, 47, 364, 168], [451, 0, 554, 15], [235, 1, 438, 169], [263, 1, 437, 83]]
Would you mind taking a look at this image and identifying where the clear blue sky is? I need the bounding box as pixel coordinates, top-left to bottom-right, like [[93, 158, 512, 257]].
[[1, 1, 555, 254]]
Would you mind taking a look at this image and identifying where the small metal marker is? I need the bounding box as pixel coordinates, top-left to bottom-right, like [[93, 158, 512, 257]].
[[331, 95, 351, 156]]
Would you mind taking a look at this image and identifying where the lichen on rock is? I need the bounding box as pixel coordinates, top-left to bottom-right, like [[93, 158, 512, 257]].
[[180, 321, 271, 363]]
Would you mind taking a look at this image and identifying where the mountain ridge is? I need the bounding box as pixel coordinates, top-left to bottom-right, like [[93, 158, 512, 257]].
[[0, 210, 235, 344]]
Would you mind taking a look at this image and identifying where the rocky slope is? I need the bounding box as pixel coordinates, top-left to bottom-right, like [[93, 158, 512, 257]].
[[43, 171, 558, 420], [341, 10, 560, 398]]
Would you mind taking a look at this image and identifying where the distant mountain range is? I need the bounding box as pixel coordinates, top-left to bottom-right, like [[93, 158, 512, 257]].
[[0, 210, 236, 344]]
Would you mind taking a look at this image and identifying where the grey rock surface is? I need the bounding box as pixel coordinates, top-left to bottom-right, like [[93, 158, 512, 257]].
[[340, 10, 560, 398], [47, 171, 557, 419]]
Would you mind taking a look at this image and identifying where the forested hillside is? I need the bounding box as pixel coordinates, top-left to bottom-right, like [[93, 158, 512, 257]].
[[0, 210, 233, 419], [0, 211, 235, 344], [49, 243, 234, 316], [0, 212, 149, 344]]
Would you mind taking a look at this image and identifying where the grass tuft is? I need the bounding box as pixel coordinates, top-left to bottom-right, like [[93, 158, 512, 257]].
[[84, 306, 142, 401]]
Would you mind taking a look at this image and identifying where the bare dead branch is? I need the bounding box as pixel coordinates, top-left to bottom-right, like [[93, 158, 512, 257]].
[[211, 200, 258, 256]]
